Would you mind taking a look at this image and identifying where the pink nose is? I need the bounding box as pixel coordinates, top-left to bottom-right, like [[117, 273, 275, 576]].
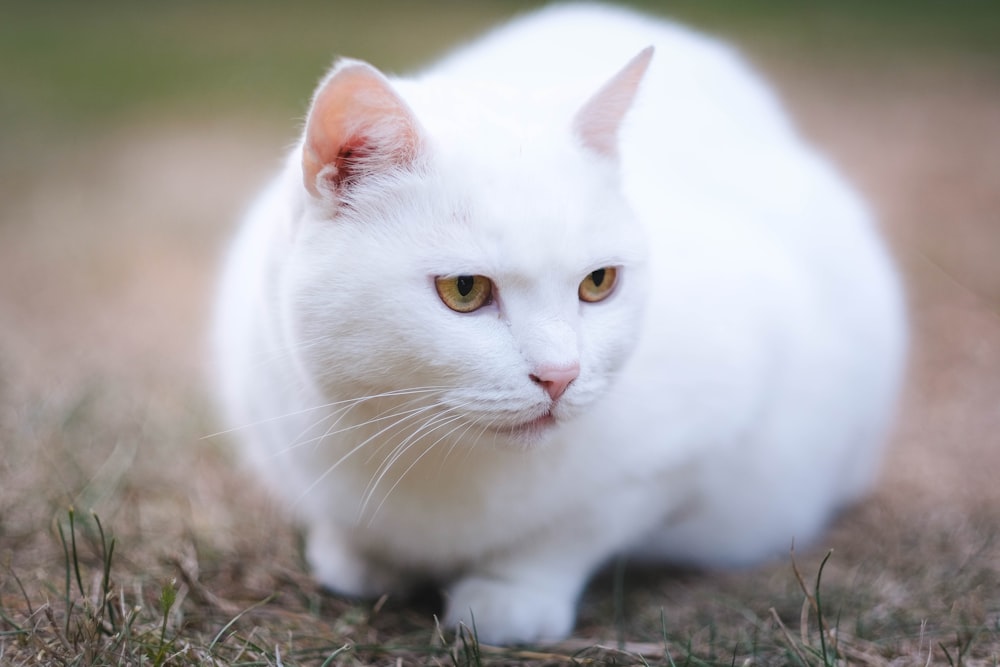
[[530, 363, 580, 401]]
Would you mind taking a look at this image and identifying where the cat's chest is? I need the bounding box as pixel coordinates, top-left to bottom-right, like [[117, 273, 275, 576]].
[[319, 419, 692, 566]]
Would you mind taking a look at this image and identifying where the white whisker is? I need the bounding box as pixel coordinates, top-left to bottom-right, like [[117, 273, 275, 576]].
[[361, 410, 474, 522], [290, 388, 460, 507], [359, 399, 474, 505], [202, 385, 452, 439]]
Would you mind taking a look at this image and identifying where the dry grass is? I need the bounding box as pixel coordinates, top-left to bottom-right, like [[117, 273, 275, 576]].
[[2, 5, 999, 665]]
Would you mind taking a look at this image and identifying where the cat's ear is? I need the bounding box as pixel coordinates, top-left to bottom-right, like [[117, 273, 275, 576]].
[[572, 46, 654, 159], [302, 59, 422, 200]]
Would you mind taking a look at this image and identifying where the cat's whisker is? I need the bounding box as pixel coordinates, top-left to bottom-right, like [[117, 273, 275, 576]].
[[359, 400, 473, 504], [359, 407, 441, 472], [361, 397, 451, 466], [268, 389, 453, 457], [203, 385, 452, 440], [293, 392, 467, 507], [364, 423, 470, 523], [439, 412, 485, 468], [361, 410, 473, 523], [480, 416, 506, 451], [279, 405, 419, 458], [292, 426, 395, 508]]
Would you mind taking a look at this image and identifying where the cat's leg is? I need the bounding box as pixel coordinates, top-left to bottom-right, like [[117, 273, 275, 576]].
[[442, 548, 597, 645], [304, 522, 402, 597]]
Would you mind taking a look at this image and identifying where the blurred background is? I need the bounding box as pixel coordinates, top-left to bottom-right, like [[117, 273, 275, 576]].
[[2, 0, 997, 404], [1, 0, 998, 661]]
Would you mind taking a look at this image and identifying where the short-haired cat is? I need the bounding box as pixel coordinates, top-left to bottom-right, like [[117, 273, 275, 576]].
[[212, 3, 906, 645]]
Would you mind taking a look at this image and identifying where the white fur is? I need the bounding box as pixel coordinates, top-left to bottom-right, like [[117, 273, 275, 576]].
[[212, 4, 906, 645]]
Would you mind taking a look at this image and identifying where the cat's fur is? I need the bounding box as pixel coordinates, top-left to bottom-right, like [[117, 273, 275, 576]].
[[212, 4, 906, 644]]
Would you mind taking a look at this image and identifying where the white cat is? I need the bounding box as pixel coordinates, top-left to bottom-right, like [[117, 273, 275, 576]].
[[212, 3, 906, 645]]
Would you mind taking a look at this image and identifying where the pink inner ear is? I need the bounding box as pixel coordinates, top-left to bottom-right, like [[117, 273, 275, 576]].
[[302, 61, 421, 198], [329, 136, 373, 190], [573, 46, 654, 159]]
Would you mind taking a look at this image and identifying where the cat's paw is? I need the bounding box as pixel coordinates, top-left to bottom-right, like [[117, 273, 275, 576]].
[[444, 576, 575, 645], [305, 524, 397, 598]]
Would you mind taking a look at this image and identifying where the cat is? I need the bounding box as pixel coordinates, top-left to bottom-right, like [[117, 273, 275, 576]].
[[211, 3, 906, 645]]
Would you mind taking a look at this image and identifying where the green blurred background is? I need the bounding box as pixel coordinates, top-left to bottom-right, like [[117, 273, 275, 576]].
[[3, 1, 998, 170]]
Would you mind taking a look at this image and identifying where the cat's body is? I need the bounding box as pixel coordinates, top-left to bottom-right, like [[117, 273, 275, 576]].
[[213, 4, 906, 644]]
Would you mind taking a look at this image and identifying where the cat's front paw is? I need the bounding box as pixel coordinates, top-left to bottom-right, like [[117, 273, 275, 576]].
[[305, 524, 398, 598], [444, 576, 576, 645]]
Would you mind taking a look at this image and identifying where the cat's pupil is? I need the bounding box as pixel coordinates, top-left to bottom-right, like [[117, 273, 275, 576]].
[[457, 275, 474, 297], [591, 269, 606, 287]]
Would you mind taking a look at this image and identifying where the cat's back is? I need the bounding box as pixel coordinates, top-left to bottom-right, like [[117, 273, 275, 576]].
[[434, 5, 744, 84], [430, 4, 789, 136]]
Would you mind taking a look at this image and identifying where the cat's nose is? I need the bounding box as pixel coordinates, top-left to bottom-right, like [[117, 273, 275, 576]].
[[530, 363, 580, 401]]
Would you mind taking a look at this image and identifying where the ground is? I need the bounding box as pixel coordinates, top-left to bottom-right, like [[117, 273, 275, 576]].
[[1, 3, 998, 665]]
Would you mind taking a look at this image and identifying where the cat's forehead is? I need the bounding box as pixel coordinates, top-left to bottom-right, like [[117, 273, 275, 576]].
[[426, 155, 644, 277], [431, 126, 607, 228], [466, 157, 595, 223], [392, 78, 646, 271]]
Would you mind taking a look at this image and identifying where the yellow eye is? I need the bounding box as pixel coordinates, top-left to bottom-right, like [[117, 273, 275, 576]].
[[579, 267, 618, 303], [435, 275, 493, 313]]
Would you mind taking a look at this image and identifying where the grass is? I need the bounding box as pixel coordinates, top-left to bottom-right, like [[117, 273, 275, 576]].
[[5, 500, 995, 664], [0, 508, 864, 665], [2, 1, 1000, 665]]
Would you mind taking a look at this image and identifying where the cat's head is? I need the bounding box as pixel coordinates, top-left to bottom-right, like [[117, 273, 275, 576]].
[[283, 49, 653, 449]]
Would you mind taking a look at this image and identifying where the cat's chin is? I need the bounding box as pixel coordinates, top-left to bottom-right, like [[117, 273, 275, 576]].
[[488, 411, 557, 448]]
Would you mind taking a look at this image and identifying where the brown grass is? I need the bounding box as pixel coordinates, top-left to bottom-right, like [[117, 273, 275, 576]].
[[1, 53, 999, 666]]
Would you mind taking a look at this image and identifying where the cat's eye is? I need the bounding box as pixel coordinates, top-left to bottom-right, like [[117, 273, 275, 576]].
[[435, 275, 493, 313], [579, 267, 619, 303]]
